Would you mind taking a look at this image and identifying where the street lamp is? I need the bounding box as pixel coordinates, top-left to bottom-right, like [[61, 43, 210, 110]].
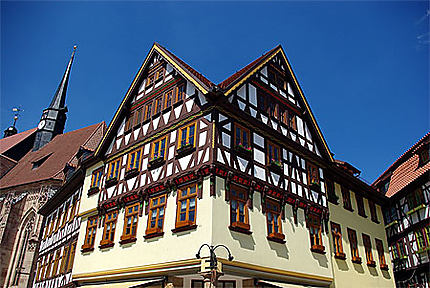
[[196, 244, 234, 287]]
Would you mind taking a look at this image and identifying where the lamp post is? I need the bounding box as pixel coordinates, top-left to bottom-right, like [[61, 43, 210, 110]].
[[196, 244, 234, 288]]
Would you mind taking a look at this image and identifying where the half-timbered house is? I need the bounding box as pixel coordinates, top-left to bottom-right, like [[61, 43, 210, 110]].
[[72, 43, 394, 288], [373, 132, 430, 288]]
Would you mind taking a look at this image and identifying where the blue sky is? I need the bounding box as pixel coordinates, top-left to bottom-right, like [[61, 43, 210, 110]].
[[1, 1, 428, 183]]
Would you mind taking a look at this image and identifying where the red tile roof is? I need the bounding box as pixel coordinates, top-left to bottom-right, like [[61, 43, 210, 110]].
[[155, 43, 214, 90], [372, 132, 430, 198], [218, 45, 280, 90], [0, 128, 37, 154], [0, 122, 105, 190]]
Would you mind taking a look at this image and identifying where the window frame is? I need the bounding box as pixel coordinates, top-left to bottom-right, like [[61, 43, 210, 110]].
[[178, 122, 196, 149], [126, 147, 143, 172], [154, 96, 163, 114], [331, 222, 345, 259], [356, 194, 366, 217], [90, 168, 103, 189], [175, 83, 185, 102], [66, 241, 77, 272], [369, 200, 379, 223], [341, 186, 353, 211], [376, 238, 388, 270], [59, 245, 69, 274], [308, 213, 324, 253], [52, 249, 61, 277], [265, 198, 284, 242], [229, 184, 250, 232], [362, 234, 375, 266], [146, 194, 167, 236], [234, 123, 251, 149], [143, 102, 152, 121], [81, 216, 98, 251], [175, 183, 198, 229], [267, 140, 281, 166], [164, 89, 173, 109], [151, 136, 168, 160], [107, 158, 121, 181], [347, 228, 361, 263], [121, 203, 140, 243], [307, 163, 320, 187], [100, 210, 118, 247]]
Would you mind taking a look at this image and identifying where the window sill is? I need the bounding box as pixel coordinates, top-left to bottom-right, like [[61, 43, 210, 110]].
[[310, 183, 321, 192], [371, 218, 380, 224], [334, 252, 346, 260], [234, 145, 252, 159], [124, 168, 139, 180], [148, 158, 165, 170], [119, 236, 137, 245], [343, 205, 354, 212], [176, 145, 195, 158], [367, 260, 376, 267], [384, 220, 398, 228], [81, 246, 94, 253], [380, 264, 389, 271], [99, 242, 114, 249], [352, 257, 362, 264], [311, 244, 326, 254], [144, 231, 164, 239], [105, 177, 118, 188], [267, 233, 286, 244], [172, 224, 197, 233], [406, 204, 426, 215], [268, 162, 283, 173], [229, 225, 252, 235], [358, 213, 368, 218], [87, 186, 100, 196]]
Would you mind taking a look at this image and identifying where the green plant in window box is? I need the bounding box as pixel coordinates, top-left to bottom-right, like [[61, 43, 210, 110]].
[[269, 159, 282, 172]]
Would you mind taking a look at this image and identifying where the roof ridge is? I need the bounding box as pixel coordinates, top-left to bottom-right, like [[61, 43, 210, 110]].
[[218, 45, 281, 90], [154, 43, 214, 89], [372, 131, 430, 186]]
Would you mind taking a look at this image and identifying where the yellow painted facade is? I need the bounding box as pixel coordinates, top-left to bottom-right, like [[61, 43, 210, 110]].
[[328, 182, 395, 288]]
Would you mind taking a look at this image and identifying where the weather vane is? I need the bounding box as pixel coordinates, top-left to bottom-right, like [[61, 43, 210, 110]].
[[11, 107, 23, 127]]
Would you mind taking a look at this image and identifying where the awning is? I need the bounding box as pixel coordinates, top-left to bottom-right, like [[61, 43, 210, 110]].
[[257, 279, 321, 288], [129, 277, 165, 287]]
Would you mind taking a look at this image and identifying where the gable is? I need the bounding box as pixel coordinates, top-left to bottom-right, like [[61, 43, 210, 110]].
[[222, 48, 333, 162], [95, 43, 213, 158]]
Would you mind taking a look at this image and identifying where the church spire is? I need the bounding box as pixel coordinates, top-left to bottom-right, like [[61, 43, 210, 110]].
[[33, 46, 77, 151]]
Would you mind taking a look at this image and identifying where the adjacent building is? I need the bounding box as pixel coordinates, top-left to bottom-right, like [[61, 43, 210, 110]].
[[69, 43, 394, 288], [373, 132, 429, 288]]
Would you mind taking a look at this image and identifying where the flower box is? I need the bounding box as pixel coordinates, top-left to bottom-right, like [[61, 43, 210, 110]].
[[310, 182, 321, 192], [105, 177, 118, 188], [87, 186, 100, 196], [352, 256, 362, 264], [234, 144, 252, 159], [267, 232, 286, 244], [80, 245, 94, 253], [269, 160, 282, 172], [229, 222, 252, 235], [124, 168, 139, 180], [311, 244, 326, 254], [99, 240, 114, 249], [148, 157, 165, 170], [176, 143, 195, 158], [119, 235, 137, 245], [172, 222, 197, 233], [380, 264, 389, 271], [334, 252, 346, 260], [367, 260, 376, 267]]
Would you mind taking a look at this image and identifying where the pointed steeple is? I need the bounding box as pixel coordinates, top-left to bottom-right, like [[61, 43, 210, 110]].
[[33, 46, 77, 151]]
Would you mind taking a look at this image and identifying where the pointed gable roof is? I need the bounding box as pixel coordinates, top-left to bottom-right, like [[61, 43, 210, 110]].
[[0, 122, 105, 190], [219, 45, 333, 162], [95, 43, 214, 157], [0, 128, 37, 155]]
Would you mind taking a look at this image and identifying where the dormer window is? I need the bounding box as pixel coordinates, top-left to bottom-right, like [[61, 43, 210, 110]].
[[32, 154, 51, 169], [419, 145, 429, 166]]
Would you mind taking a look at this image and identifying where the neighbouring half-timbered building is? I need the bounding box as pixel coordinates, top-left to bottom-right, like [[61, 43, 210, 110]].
[[71, 43, 394, 288], [373, 133, 429, 288]]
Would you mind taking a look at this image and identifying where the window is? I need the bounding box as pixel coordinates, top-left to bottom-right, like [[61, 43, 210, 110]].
[[52, 249, 61, 277], [164, 90, 173, 109], [100, 211, 118, 247], [68, 195, 78, 222], [121, 203, 139, 242], [43, 217, 50, 239], [362, 234, 375, 266], [155, 68, 164, 81], [280, 109, 288, 125], [234, 124, 250, 149], [151, 137, 167, 160], [41, 255, 48, 280], [91, 168, 103, 188], [369, 200, 378, 223], [266, 199, 284, 241], [307, 163, 320, 187], [55, 207, 63, 232], [82, 216, 98, 251], [407, 188, 425, 210], [143, 102, 152, 121], [341, 186, 353, 211], [154, 96, 162, 114], [66, 241, 77, 272], [36, 259, 42, 281], [229, 184, 250, 231], [176, 183, 198, 228], [356, 194, 366, 217], [392, 240, 406, 259], [176, 83, 185, 102], [134, 107, 143, 126], [376, 238, 388, 269], [178, 123, 196, 148], [257, 91, 266, 112], [124, 112, 134, 132], [419, 146, 429, 165], [348, 228, 361, 263], [416, 226, 430, 250], [289, 113, 297, 131], [269, 102, 279, 119], [308, 214, 324, 253], [146, 73, 154, 87], [61, 202, 70, 228], [107, 158, 121, 180], [267, 141, 281, 165], [49, 212, 57, 236], [59, 245, 69, 274], [127, 148, 142, 171], [45, 252, 54, 279], [331, 222, 345, 258], [146, 194, 167, 235]]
